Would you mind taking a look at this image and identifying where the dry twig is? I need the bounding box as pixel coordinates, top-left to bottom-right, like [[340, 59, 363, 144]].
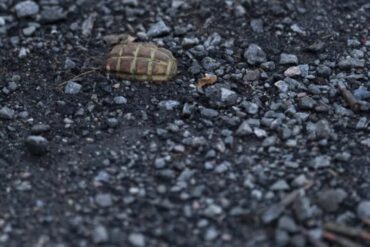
[[324, 223, 370, 241], [323, 231, 364, 247]]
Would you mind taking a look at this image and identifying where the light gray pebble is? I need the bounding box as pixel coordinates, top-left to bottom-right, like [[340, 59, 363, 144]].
[[158, 100, 180, 110], [310, 155, 331, 169], [236, 121, 253, 136], [147, 20, 170, 37], [270, 179, 290, 191], [15, 1, 39, 18], [357, 201, 370, 220], [250, 19, 264, 33], [200, 107, 219, 118], [0, 106, 15, 120], [114, 96, 127, 105], [128, 233, 146, 247], [64, 57, 76, 70], [244, 44, 267, 65], [92, 225, 109, 244], [106, 118, 119, 128], [23, 26, 36, 36], [316, 189, 347, 212], [95, 193, 113, 207], [64, 81, 81, 94], [279, 53, 298, 65]]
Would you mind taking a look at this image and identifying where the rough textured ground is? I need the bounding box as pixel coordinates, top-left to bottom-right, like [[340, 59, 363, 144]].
[[1, 0, 370, 246]]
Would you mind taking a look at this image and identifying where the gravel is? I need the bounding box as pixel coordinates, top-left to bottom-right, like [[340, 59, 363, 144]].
[[2, 0, 370, 246]]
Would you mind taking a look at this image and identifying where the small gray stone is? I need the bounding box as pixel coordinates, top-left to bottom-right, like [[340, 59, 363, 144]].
[[114, 96, 127, 105], [262, 204, 285, 224], [261, 61, 275, 71], [0, 106, 15, 120], [275, 80, 289, 93], [338, 57, 365, 69], [316, 189, 347, 212], [290, 24, 305, 34], [244, 44, 267, 65], [279, 53, 298, 65], [154, 158, 166, 169], [284, 66, 301, 77], [31, 124, 50, 134], [40, 7, 67, 23], [298, 96, 316, 110], [7, 81, 18, 91], [93, 225, 109, 244], [316, 65, 331, 77], [128, 233, 146, 247], [64, 58, 76, 70], [270, 179, 290, 191], [236, 121, 253, 136], [25, 135, 48, 156], [244, 69, 261, 81], [182, 37, 199, 47], [275, 230, 290, 246], [205, 227, 219, 241], [201, 57, 220, 71], [23, 26, 36, 36], [310, 155, 331, 169], [241, 101, 259, 115], [315, 120, 332, 139], [158, 100, 180, 110], [15, 1, 39, 18], [106, 118, 119, 128], [204, 32, 222, 47], [220, 88, 238, 106], [64, 81, 81, 94], [95, 193, 113, 207], [293, 196, 313, 221], [353, 86, 370, 100], [200, 107, 219, 118], [18, 47, 28, 58], [188, 61, 202, 74], [234, 4, 246, 17], [123, 0, 139, 6], [250, 19, 264, 33], [147, 20, 170, 37], [278, 216, 298, 233], [357, 201, 370, 220]]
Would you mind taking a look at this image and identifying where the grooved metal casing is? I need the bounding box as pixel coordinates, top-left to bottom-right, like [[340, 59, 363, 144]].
[[104, 42, 177, 81]]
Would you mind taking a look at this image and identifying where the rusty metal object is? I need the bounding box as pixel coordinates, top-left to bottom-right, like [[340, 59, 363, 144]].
[[104, 40, 177, 82]]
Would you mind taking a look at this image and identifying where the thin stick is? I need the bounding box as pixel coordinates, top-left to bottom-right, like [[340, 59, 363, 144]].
[[338, 81, 361, 111], [322, 231, 364, 247], [55, 68, 100, 89], [324, 223, 370, 241]]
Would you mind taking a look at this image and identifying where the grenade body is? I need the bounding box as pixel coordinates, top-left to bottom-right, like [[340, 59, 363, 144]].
[[104, 42, 177, 82]]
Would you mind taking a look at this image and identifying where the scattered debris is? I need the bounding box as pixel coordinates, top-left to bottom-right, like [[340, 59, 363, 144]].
[[196, 74, 217, 88]]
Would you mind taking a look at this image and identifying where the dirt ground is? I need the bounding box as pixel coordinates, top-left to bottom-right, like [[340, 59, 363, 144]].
[[1, 0, 370, 246]]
